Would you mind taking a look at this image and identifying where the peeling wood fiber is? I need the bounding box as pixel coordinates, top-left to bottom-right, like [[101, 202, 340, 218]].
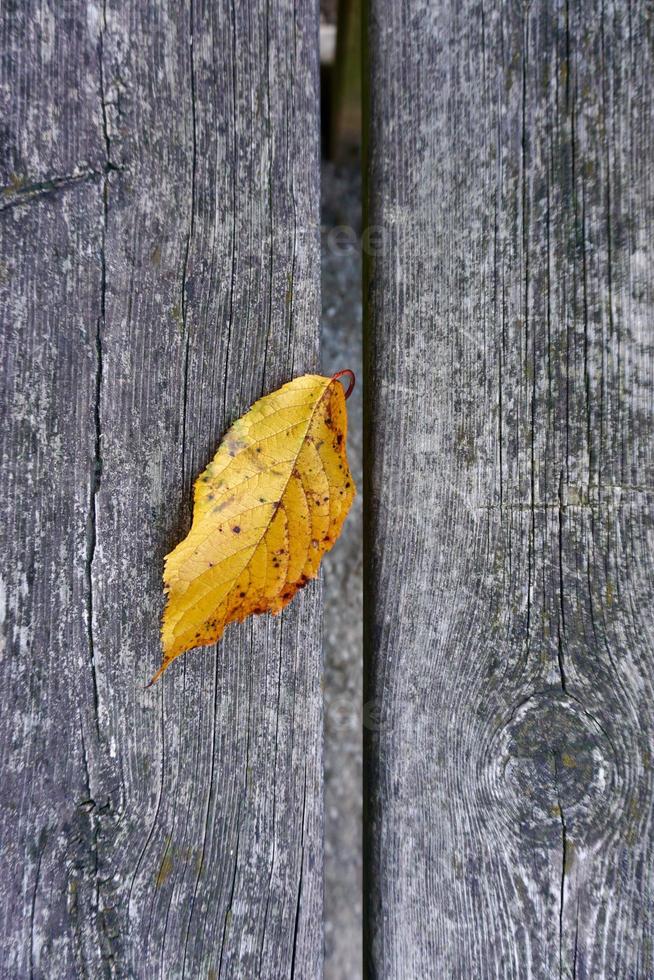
[[0, 1, 323, 976], [364, 1, 654, 977]]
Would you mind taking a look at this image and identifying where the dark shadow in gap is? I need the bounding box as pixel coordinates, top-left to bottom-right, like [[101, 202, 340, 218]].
[[320, 1, 363, 975]]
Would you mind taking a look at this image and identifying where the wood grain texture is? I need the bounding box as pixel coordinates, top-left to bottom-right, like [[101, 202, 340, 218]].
[[0, 1, 323, 976], [364, 1, 654, 977]]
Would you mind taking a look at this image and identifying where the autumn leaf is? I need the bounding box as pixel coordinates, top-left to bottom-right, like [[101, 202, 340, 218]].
[[151, 371, 356, 684]]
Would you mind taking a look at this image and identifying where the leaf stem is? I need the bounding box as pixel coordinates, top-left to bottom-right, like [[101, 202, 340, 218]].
[[332, 369, 356, 399]]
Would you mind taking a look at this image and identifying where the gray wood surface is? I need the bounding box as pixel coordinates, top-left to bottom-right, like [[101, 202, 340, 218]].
[[364, 1, 654, 977], [0, 1, 323, 976]]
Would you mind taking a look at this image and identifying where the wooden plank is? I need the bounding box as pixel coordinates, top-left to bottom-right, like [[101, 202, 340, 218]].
[[364, 1, 654, 976], [0, 1, 323, 976]]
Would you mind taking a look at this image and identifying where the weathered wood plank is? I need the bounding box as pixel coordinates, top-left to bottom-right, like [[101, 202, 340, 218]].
[[0, 1, 323, 976], [364, 1, 654, 977]]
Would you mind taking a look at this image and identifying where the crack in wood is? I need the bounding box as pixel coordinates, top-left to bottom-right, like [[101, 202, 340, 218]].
[[0, 165, 122, 212]]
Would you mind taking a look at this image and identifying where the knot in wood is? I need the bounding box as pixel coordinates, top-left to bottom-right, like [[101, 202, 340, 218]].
[[486, 690, 615, 845]]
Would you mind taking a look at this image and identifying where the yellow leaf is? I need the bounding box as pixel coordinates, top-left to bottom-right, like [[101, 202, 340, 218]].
[[151, 371, 356, 684]]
